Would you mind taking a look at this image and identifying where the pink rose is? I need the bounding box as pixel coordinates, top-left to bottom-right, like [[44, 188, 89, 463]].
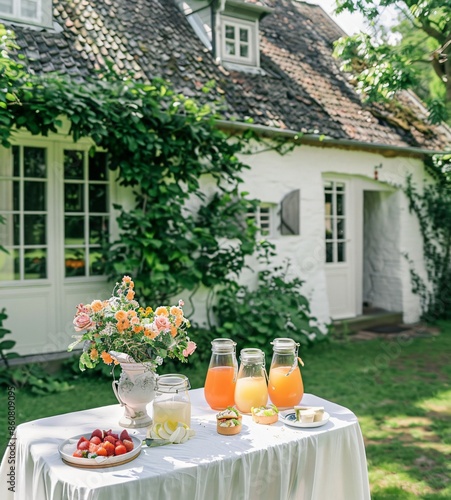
[[76, 303, 90, 314], [153, 315, 171, 332], [73, 313, 95, 331], [183, 341, 197, 357]]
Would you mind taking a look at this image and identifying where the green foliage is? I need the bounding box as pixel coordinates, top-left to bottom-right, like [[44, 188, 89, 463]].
[[0, 308, 19, 367], [0, 363, 74, 395], [0, 25, 325, 356], [0, 27, 261, 309], [404, 169, 451, 321], [213, 263, 328, 361], [333, 0, 451, 124]]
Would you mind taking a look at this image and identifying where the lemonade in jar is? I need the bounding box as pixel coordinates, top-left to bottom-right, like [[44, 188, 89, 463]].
[[234, 348, 268, 413], [153, 374, 191, 427]]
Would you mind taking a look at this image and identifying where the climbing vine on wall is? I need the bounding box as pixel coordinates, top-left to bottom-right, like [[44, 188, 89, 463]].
[[0, 25, 263, 310], [0, 26, 326, 346], [404, 162, 451, 322]]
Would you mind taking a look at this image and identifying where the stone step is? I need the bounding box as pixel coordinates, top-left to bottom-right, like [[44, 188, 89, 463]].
[[332, 311, 404, 336]]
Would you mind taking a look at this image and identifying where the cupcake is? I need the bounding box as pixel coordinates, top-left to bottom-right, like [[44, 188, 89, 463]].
[[251, 404, 279, 425], [216, 407, 242, 435]]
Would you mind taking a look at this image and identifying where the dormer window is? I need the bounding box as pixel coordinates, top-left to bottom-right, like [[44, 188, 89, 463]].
[[222, 17, 257, 66], [0, 0, 53, 28]]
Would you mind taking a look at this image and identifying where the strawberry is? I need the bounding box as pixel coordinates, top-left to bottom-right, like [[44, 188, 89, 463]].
[[115, 444, 127, 456], [89, 442, 99, 454], [120, 429, 131, 441], [114, 439, 124, 447], [123, 439, 134, 452], [103, 441, 115, 456], [90, 436, 101, 445], [78, 440, 90, 451], [73, 449, 84, 458], [77, 436, 88, 449], [96, 446, 107, 457], [103, 435, 116, 445]]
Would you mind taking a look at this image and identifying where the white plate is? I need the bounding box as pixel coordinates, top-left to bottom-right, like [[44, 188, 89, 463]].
[[280, 410, 330, 428], [59, 433, 142, 468]]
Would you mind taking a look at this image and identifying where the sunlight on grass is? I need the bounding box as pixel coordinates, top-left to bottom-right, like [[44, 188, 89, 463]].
[[415, 389, 451, 415]]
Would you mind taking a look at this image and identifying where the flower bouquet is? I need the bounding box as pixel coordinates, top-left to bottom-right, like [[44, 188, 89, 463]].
[[68, 276, 196, 371]]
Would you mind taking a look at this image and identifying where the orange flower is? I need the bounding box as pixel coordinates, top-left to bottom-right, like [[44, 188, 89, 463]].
[[155, 306, 168, 317], [126, 289, 135, 300], [101, 351, 113, 364], [133, 325, 143, 334], [170, 325, 178, 337], [175, 315, 183, 328], [128, 310, 137, 318], [122, 276, 132, 283], [115, 310, 127, 321], [90, 348, 99, 360], [91, 300, 104, 313], [144, 327, 158, 339], [170, 306, 183, 317], [116, 318, 130, 332]]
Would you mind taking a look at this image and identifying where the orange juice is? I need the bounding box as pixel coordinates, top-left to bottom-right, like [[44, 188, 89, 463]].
[[234, 376, 268, 413], [268, 365, 303, 408], [204, 366, 236, 410]]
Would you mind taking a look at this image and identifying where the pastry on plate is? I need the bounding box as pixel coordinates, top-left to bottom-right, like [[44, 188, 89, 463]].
[[251, 404, 279, 425]]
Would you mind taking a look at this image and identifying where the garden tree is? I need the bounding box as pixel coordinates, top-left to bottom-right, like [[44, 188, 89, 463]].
[[0, 26, 324, 347], [333, 0, 451, 124]]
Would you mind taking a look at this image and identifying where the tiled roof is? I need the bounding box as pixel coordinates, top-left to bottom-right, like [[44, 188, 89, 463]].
[[7, 0, 450, 151]]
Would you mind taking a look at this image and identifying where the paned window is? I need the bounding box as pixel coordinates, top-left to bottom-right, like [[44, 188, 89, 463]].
[[0, 0, 52, 27], [221, 17, 256, 65], [247, 204, 273, 236], [324, 181, 346, 263], [64, 150, 109, 278], [0, 146, 48, 280]]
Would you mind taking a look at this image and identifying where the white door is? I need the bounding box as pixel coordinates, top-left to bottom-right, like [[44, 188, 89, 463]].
[[324, 178, 358, 319], [0, 137, 115, 355]]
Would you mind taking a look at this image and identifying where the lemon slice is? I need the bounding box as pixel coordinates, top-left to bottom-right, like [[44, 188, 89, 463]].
[[169, 426, 185, 443], [156, 424, 172, 440], [164, 420, 179, 436]]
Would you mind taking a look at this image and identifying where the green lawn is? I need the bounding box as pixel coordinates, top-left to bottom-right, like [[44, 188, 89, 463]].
[[1, 324, 450, 499]]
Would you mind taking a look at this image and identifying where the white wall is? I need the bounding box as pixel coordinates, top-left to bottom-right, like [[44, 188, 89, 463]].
[[224, 143, 426, 325]]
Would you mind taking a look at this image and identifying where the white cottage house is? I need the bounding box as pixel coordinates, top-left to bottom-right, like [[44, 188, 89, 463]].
[[0, 0, 449, 357]]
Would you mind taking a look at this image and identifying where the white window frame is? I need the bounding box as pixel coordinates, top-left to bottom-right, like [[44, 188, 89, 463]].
[[324, 181, 347, 264], [247, 203, 277, 238], [0, 0, 52, 28], [220, 16, 259, 67], [0, 138, 113, 287]]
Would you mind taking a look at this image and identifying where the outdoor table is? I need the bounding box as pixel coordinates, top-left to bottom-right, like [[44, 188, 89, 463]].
[[0, 389, 370, 500]]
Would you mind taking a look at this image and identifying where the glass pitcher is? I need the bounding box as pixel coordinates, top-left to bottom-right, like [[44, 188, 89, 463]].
[[234, 348, 268, 413], [153, 373, 191, 427], [268, 338, 304, 409], [204, 338, 238, 410]]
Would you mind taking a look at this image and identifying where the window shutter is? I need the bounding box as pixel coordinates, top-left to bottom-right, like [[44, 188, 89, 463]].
[[280, 190, 300, 235]]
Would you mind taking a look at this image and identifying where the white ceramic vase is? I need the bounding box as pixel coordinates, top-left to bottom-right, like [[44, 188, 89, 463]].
[[112, 361, 156, 428]]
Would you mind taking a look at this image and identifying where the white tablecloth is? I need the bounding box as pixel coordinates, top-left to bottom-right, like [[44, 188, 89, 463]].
[[0, 390, 370, 500]]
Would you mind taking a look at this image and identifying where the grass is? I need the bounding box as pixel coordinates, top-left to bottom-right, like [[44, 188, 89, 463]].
[[1, 324, 450, 499]]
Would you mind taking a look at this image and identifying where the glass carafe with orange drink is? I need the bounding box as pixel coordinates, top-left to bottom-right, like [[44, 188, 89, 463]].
[[234, 348, 268, 413], [204, 338, 238, 410], [268, 338, 304, 409]]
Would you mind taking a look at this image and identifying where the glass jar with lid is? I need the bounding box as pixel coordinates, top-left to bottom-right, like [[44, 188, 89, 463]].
[[153, 373, 191, 427], [234, 348, 268, 414], [268, 338, 304, 409], [204, 338, 238, 410]]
